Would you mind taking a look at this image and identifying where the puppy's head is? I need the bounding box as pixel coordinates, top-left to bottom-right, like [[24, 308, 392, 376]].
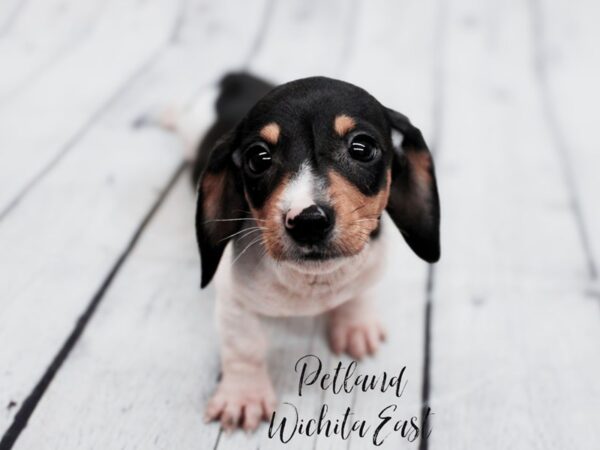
[[197, 77, 440, 287]]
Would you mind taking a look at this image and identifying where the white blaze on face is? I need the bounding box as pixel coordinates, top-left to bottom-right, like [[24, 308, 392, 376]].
[[281, 162, 316, 222]]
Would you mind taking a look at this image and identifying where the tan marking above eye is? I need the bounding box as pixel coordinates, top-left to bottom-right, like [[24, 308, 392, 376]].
[[259, 122, 280, 145], [334, 114, 356, 137]]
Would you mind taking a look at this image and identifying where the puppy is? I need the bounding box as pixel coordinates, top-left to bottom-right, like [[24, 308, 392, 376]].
[[190, 73, 440, 431]]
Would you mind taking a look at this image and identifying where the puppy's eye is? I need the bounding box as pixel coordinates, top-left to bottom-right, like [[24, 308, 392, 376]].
[[245, 143, 272, 175], [348, 134, 377, 162]]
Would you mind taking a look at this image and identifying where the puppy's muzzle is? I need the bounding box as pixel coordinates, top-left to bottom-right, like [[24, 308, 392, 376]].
[[284, 205, 334, 245]]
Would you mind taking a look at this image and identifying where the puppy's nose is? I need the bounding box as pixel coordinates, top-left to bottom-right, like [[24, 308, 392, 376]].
[[284, 205, 333, 244]]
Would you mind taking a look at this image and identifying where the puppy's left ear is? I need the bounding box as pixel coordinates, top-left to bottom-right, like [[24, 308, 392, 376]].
[[384, 108, 440, 262], [195, 130, 247, 288]]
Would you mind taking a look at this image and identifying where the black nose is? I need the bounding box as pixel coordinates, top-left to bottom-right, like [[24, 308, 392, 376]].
[[285, 205, 333, 245]]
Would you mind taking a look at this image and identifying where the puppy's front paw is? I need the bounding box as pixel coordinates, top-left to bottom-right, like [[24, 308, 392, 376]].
[[328, 316, 387, 359], [204, 371, 276, 432]]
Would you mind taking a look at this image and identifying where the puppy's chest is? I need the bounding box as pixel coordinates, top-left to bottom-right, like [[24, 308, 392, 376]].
[[237, 247, 385, 317], [245, 270, 360, 317], [224, 233, 386, 317]]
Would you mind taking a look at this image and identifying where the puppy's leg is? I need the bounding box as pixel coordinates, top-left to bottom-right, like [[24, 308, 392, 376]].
[[205, 295, 275, 432], [327, 294, 386, 359]]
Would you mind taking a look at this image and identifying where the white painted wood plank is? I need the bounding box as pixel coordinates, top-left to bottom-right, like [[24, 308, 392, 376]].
[[12, 177, 223, 450], [428, 0, 600, 448], [0, 0, 180, 216], [248, 0, 355, 83], [535, 0, 600, 277], [0, 0, 27, 36], [343, 0, 438, 139], [0, 0, 105, 101], [0, 0, 269, 438]]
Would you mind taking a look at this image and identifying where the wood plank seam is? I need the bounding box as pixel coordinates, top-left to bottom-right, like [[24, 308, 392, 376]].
[[168, 0, 189, 44], [0, 0, 29, 37], [183, 0, 276, 112], [0, 163, 186, 450], [0, 1, 111, 105], [528, 0, 598, 281], [335, 0, 362, 77], [425, 1, 600, 447], [419, 267, 435, 450], [240, 0, 276, 70], [0, 47, 161, 223], [419, 1, 448, 449]]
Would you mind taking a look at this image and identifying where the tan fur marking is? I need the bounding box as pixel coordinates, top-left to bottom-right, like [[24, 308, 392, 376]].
[[334, 114, 356, 137], [259, 122, 280, 145], [328, 170, 391, 255], [248, 175, 290, 259], [406, 151, 432, 190], [202, 172, 226, 232]]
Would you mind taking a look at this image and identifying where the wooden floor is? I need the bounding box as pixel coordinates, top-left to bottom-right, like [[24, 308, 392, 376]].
[[1, 0, 599, 448]]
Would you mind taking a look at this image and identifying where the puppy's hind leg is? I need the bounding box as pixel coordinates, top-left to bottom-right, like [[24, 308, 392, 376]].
[[205, 294, 276, 432], [327, 293, 387, 360], [134, 86, 219, 162]]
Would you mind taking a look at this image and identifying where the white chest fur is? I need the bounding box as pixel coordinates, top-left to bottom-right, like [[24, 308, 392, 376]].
[[215, 225, 388, 317]]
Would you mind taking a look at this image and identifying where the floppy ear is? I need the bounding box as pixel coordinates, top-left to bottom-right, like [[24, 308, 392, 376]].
[[195, 131, 248, 287], [385, 108, 440, 262]]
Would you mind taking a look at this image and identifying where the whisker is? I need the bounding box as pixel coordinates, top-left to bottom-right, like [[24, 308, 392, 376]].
[[239, 228, 267, 240], [256, 243, 269, 266], [339, 203, 368, 218], [350, 203, 368, 214], [203, 217, 266, 224], [231, 236, 264, 266], [217, 226, 266, 243]]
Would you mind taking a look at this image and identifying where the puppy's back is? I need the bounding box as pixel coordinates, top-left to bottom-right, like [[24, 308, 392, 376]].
[[193, 72, 274, 184]]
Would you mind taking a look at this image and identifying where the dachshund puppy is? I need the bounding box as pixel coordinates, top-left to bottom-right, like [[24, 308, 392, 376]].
[[191, 73, 440, 431]]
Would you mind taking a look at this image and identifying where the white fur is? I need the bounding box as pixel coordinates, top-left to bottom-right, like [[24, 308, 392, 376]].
[[280, 162, 316, 220], [205, 215, 390, 430]]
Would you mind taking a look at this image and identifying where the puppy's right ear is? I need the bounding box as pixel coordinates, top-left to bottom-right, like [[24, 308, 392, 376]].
[[385, 108, 441, 263], [195, 130, 247, 288]]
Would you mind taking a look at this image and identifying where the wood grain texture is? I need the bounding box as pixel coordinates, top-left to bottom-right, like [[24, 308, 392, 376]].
[[12, 177, 221, 450], [427, 0, 600, 448], [533, 0, 600, 279], [0, 0, 105, 101], [0, 0, 180, 216], [0, 0, 28, 36], [0, 0, 269, 439], [247, 0, 355, 82]]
